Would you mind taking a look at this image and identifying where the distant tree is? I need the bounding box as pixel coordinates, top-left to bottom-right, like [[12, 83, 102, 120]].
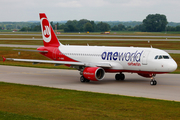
[[56, 22, 59, 30], [90, 21, 96, 32], [50, 21, 55, 29], [118, 24, 125, 31], [96, 22, 110, 32], [111, 24, 126, 31], [84, 22, 93, 32], [143, 14, 168, 32], [77, 19, 89, 28], [66, 20, 78, 27], [59, 24, 65, 29], [166, 26, 176, 31], [64, 27, 70, 32], [32, 25, 41, 31], [111, 25, 118, 31], [20, 27, 31, 31], [133, 24, 146, 32], [175, 26, 180, 31], [68, 25, 75, 32]]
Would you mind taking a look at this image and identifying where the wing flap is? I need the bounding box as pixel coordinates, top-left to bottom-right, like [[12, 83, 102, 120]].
[[5, 58, 85, 66], [3, 57, 111, 68]]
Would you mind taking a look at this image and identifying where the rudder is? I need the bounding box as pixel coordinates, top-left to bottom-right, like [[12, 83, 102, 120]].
[[39, 13, 61, 47]]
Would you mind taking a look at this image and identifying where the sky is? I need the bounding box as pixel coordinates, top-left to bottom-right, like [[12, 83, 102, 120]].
[[0, 0, 180, 22]]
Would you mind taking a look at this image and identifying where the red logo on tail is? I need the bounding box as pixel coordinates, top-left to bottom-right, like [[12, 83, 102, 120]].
[[41, 18, 51, 43]]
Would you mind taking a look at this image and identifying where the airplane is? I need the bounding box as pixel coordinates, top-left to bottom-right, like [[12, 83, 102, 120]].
[[2, 13, 177, 85]]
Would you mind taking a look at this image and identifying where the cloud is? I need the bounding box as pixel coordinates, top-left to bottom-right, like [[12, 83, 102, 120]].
[[0, 0, 179, 22], [55, 0, 109, 8], [55, 1, 82, 8]]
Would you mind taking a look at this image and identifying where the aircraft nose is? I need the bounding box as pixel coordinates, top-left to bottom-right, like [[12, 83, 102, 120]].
[[169, 60, 177, 72]]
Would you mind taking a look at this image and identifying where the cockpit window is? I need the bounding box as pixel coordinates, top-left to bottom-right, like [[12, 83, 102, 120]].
[[155, 55, 158, 59], [163, 55, 169, 59], [155, 55, 170, 60], [158, 55, 163, 59]]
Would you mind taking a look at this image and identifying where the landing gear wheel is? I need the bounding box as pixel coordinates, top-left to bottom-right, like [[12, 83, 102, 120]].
[[80, 76, 86, 82], [80, 76, 90, 83], [150, 74, 157, 85], [115, 73, 125, 80], [120, 74, 125, 80], [85, 79, 90, 82], [150, 80, 157, 85], [115, 74, 120, 80]]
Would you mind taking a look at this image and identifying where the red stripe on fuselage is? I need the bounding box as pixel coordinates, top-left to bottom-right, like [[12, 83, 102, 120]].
[[104, 69, 168, 74]]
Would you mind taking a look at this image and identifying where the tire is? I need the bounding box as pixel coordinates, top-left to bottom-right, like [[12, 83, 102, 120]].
[[115, 74, 120, 80], [80, 76, 86, 82], [85, 79, 90, 82], [150, 80, 154, 85], [150, 80, 157, 85], [120, 74, 125, 80], [153, 81, 157, 85]]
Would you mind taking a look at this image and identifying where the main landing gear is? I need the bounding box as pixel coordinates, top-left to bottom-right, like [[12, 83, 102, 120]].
[[80, 76, 90, 83], [150, 74, 157, 85], [115, 73, 125, 81]]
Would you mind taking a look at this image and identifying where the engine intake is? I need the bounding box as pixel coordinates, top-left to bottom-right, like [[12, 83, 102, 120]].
[[83, 67, 105, 81]]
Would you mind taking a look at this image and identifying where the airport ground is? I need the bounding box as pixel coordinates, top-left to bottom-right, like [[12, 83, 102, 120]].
[[0, 32, 180, 119]]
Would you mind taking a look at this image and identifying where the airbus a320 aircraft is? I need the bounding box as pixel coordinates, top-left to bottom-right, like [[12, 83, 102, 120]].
[[3, 13, 177, 85]]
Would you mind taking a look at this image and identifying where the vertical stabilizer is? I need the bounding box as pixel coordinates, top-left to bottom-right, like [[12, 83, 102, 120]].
[[39, 13, 61, 47]]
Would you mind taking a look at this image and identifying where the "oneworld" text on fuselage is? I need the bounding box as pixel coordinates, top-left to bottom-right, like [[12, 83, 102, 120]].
[[101, 51, 143, 62]]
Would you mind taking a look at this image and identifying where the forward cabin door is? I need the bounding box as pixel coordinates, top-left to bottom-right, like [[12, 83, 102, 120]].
[[142, 51, 150, 65]]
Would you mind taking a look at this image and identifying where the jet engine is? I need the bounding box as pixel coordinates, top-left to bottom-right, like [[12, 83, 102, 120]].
[[83, 67, 105, 81]]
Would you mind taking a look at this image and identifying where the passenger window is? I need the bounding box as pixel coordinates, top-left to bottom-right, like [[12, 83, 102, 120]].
[[158, 55, 162, 59], [155, 55, 158, 59]]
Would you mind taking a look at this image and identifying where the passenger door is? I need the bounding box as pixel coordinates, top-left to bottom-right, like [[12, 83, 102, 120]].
[[142, 51, 150, 65]]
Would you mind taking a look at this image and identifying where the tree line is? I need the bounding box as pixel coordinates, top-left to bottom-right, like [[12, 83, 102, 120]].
[[18, 14, 180, 32]]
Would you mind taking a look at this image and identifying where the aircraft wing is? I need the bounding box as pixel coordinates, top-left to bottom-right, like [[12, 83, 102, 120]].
[[3, 57, 111, 68], [13, 49, 48, 53]]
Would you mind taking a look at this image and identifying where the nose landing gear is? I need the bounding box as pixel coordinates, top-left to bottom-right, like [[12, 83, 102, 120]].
[[150, 74, 157, 85]]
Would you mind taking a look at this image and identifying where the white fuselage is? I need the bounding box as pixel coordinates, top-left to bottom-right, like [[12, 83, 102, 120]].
[[59, 45, 177, 73]]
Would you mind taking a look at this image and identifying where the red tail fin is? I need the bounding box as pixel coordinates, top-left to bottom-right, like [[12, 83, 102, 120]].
[[39, 13, 60, 47]]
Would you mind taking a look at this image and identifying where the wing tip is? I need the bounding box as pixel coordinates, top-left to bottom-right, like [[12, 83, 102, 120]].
[[2, 56, 6, 62]]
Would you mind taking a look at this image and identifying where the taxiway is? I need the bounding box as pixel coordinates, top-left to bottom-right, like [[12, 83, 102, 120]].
[[0, 65, 180, 101]]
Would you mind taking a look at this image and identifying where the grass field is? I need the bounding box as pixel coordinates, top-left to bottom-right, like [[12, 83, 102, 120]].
[[0, 82, 180, 120]]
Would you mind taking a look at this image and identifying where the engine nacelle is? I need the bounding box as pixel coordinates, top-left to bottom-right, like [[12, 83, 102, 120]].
[[83, 67, 105, 81], [138, 73, 152, 78]]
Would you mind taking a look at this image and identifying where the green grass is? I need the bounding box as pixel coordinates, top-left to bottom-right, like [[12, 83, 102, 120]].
[[0, 82, 180, 120], [0, 111, 45, 120]]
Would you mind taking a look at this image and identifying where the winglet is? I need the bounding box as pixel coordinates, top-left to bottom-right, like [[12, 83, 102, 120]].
[[2, 56, 6, 62]]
